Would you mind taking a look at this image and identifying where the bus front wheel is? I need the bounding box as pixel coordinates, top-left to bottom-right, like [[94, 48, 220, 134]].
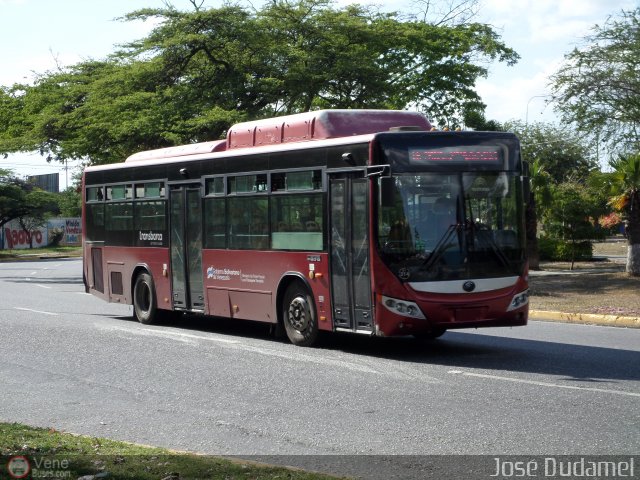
[[414, 327, 446, 340], [282, 283, 318, 347], [133, 272, 158, 325]]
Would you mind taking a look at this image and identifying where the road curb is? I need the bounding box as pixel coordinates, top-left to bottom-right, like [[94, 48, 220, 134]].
[[0, 254, 80, 262], [530, 310, 640, 328]]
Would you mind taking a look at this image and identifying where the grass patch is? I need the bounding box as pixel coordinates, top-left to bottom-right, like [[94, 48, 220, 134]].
[[0, 423, 344, 479], [0, 245, 82, 260]]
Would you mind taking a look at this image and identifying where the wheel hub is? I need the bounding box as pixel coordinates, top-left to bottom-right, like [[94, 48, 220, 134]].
[[288, 297, 309, 331]]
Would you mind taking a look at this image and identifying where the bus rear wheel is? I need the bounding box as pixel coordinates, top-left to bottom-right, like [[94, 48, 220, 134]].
[[133, 272, 158, 325], [282, 283, 318, 347]]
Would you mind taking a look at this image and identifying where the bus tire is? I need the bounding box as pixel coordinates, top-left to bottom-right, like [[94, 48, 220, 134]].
[[133, 272, 158, 325], [282, 283, 318, 347], [414, 327, 446, 340]]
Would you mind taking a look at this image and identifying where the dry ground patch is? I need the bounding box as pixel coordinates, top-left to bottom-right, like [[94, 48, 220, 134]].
[[529, 238, 640, 317]]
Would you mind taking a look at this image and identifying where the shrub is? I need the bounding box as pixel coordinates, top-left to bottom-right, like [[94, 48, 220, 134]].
[[49, 228, 64, 247], [538, 236, 592, 261]]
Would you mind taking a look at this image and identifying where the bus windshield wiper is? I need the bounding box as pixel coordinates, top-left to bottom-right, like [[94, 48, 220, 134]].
[[422, 223, 460, 271], [469, 222, 517, 274]]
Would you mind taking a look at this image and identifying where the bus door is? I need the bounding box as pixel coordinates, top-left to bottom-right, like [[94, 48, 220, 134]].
[[169, 184, 205, 311], [329, 172, 373, 333]]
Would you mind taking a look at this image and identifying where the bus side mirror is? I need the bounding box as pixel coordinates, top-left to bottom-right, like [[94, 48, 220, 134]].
[[380, 177, 395, 207]]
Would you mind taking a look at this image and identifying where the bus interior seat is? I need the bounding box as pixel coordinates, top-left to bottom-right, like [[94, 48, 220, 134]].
[[305, 221, 320, 231], [494, 229, 518, 248]]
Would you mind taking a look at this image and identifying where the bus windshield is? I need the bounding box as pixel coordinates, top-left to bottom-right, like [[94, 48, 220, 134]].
[[377, 172, 526, 283]]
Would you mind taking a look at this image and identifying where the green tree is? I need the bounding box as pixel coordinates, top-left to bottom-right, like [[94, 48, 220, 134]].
[[17, 190, 60, 249], [550, 8, 640, 155], [463, 108, 504, 131], [543, 182, 601, 270], [1, 171, 61, 249], [505, 120, 597, 183], [525, 159, 552, 270], [0, 173, 31, 233], [0, 0, 518, 165], [57, 187, 82, 217], [504, 121, 597, 268], [608, 153, 640, 275], [585, 169, 620, 233]]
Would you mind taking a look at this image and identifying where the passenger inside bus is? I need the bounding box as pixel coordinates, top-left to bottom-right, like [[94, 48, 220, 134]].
[[432, 197, 457, 234], [414, 196, 457, 252], [387, 218, 413, 252], [250, 211, 269, 249]]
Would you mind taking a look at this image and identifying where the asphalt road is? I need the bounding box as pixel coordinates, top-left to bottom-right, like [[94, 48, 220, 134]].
[[0, 258, 638, 479]]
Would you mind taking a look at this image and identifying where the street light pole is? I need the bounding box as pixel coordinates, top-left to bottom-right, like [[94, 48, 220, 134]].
[[525, 94, 552, 128]]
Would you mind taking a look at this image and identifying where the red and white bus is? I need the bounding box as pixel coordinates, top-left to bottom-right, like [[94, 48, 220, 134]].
[[82, 109, 529, 346]]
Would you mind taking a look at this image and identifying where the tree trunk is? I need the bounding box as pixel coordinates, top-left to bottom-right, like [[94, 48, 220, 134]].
[[525, 195, 540, 270], [627, 244, 640, 275], [626, 192, 640, 276]]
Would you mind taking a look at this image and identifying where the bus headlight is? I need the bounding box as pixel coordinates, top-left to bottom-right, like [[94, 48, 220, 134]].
[[507, 290, 529, 311], [382, 296, 426, 319]]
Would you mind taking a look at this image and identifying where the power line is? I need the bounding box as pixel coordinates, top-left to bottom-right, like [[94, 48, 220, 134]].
[[2, 164, 67, 169], [2, 162, 82, 170]]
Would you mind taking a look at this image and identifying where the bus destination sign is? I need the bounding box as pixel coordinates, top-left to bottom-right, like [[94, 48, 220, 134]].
[[409, 147, 501, 164]]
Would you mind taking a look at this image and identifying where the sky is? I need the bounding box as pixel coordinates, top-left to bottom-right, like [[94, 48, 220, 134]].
[[0, 0, 636, 187]]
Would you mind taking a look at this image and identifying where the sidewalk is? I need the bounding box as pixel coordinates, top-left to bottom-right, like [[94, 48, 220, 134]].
[[0, 249, 82, 262], [529, 309, 640, 328]]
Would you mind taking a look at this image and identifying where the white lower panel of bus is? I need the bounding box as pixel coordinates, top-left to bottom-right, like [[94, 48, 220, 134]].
[[335, 327, 375, 335], [409, 276, 519, 294]]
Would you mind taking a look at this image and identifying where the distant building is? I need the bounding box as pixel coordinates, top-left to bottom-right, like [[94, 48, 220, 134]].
[[28, 173, 59, 192]]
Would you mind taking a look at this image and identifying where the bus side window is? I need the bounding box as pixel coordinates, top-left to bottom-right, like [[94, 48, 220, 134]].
[[135, 200, 166, 231], [85, 203, 105, 241], [271, 194, 323, 250], [228, 197, 268, 250], [204, 198, 226, 248]]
